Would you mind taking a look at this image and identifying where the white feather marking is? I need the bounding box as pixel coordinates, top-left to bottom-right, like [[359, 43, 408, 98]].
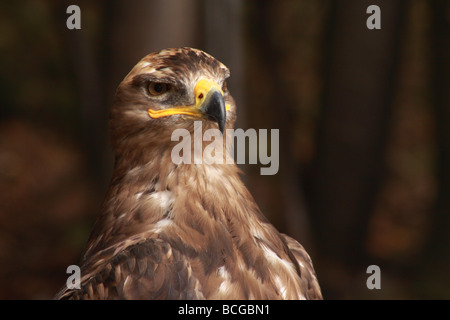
[[217, 266, 232, 294], [149, 191, 174, 210], [123, 275, 131, 288], [152, 218, 173, 233], [218, 280, 231, 294], [217, 266, 230, 280], [260, 243, 296, 273], [274, 275, 288, 299], [135, 192, 143, 200]]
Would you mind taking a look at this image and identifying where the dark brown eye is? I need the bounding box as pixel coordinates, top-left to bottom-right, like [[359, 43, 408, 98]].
[[147, 82, 170, 96]]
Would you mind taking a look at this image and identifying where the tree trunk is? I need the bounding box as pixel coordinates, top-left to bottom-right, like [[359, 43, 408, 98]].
[[417, 0, 450, 298], [308, 0, 405, 297]]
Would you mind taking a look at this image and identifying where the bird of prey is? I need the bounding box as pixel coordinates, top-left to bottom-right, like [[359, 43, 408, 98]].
[[56, 47, 322, 300]]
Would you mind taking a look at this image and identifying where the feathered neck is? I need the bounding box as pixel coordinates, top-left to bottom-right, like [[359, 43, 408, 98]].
[[82, 131, 263, 259]]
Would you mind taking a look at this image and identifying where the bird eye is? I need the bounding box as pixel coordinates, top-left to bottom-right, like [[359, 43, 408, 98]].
[[147, 82, 171, 96]]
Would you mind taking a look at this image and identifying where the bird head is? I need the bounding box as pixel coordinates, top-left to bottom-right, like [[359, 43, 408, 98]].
[[109, 47, 237, 160]]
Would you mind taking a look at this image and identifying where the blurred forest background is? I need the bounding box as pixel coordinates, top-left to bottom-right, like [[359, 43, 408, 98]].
[[0, 0, 448, 299]]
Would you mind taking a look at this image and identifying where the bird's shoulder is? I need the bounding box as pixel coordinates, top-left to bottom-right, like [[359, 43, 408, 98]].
[[281, 234, 323, 300], [56, 238, 204, 300]]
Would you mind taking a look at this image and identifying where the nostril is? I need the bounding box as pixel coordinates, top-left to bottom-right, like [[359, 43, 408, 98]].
[[198, 93, 204, 99]]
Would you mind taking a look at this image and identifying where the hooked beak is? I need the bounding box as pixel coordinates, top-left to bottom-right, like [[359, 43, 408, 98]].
[[196, 80, 226, 133]]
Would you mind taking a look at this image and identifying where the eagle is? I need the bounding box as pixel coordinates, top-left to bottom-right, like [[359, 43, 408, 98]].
[[56, 47, 322, 300]]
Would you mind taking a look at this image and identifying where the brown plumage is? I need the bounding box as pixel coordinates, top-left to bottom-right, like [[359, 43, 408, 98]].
[[56, 47, 322, 300]]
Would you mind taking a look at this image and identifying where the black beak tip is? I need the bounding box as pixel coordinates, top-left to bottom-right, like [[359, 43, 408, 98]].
[[218, 118, 225, 134], [203, 91, 226, 134]]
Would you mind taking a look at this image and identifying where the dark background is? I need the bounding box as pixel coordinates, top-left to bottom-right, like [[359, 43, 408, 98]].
[[0, 0, 448, 299]]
